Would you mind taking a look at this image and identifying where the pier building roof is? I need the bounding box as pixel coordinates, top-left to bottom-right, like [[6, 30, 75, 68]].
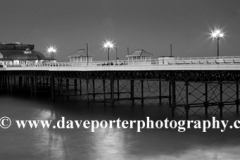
[[0, 43, 48, 61], [0, 50, 46, 60], [126, 49, 153, 57], [68, 49, 92, 58]]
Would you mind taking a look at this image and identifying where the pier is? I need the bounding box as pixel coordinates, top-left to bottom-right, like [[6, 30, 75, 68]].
[[1, 56, 240, 119]]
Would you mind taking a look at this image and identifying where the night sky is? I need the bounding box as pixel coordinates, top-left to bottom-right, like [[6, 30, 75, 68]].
[[1, 0, 240, 61]]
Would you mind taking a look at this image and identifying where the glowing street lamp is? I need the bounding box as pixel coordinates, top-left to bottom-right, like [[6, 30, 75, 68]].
[[103, 40, 114, 61], [211, 29, 224, 57], [47, 46, 57, 59]]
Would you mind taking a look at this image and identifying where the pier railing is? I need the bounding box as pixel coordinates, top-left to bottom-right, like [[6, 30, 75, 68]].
[[5, 56, 240, 68]]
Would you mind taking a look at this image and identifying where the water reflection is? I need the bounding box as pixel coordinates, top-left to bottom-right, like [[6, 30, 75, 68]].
[[1, 95, 240, 160], [35, 109, 68, 160], [92, 128, 129, 160]]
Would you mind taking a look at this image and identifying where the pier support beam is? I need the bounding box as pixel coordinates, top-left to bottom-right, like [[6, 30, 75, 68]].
[[39, 77, 42, 89], [30, 77, 34, 97], [111, 78, 114, 106], [103, 79, 106, 104], [204, 83, 208, 117], [60, 79, 63, 101], [6, 76, 10, 93], [117, 79, 120, 100], [34, 76, 37, 97], [6, 75, 9, 93], [159, 80, 162, 104], [92, 79, 95, 101], [130, 80, 134, 106], [46, 77, 49, 88], [236, 83, 239, 114], [219, 82, 223, 118], [171, 80, 176, 117], [13, 76, 16, 91], [66, 79, 69, 101], [51, 76, 55, 102], [79, 79, 82, 96], [74, 79, 77, 96], [185, 81, 189, 119], [169, 81, 172, 105], [0, 77, 2, 92], [86, 78, 89, 107], [141, 80, 144, 106], [9, 75, 13, 94], [19, 76, 22, 89]]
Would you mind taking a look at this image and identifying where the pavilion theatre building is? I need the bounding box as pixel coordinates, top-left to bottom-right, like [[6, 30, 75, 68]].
[[0, 42, 51, 66]]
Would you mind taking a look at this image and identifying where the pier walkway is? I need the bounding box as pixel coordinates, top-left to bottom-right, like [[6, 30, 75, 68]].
[[2, 56, 240, 71]]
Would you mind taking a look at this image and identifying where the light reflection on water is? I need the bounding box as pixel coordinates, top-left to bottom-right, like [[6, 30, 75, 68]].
[[1, 95, 240, 160], [92, 128, 128, 160], [36, 109, 68, 160]]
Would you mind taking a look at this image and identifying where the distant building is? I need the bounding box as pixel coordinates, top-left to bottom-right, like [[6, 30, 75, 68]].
[[126, 49, 153, 64], [68, 49, 92, 63], [0, 42, 50, 66]]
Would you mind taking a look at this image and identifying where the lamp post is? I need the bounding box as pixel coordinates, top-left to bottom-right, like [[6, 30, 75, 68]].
[[47, 46, 57, 59], [103, 40, 114, 61], [115, 46, 118, 60], [211, 29, 224, 57]]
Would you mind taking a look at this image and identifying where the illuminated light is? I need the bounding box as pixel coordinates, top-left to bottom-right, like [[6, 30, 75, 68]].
[[47, 46, 57, 53], [211, 29, 224, 39], [47, 46, 57, 59], [211, 32, 217, 38], [210, 28, 225, 57], [102, 40, 115, 61], [103, 40, 114, 49]]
